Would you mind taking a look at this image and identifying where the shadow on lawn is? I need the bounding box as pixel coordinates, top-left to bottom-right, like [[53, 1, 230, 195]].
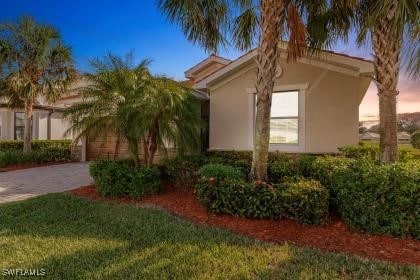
[[0, 194, 418, 279]]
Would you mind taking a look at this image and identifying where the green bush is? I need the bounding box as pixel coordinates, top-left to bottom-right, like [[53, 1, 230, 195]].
[[199, 163, 245, 181], [339, 143, 413, 162], [90, 160, 161, 198], [334, 159, 420, 238], [0, 140, 72, 151], [277, 178, 329, 225], [196, 174, 328, 225], [268, 156, 300, 183], [412, 131, 420, 149], [305, 156, 354, 209], [0, 148, 71, 167], [161, 155, 207, 187], [0, 140, 72, 167]]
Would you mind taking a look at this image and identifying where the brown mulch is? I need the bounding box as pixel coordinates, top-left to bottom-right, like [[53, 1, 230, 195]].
[[0, 161, 75, 172], [68, 185, 420, 266]]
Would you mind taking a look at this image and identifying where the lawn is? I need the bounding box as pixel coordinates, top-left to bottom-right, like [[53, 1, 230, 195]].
[[0, 194, 418, 280]]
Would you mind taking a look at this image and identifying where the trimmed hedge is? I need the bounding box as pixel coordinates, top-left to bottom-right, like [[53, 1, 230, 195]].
[[162, 155, 207, 188], [412, 131, 420, 149], [90, 160, 161, 198], [199, 163, 245, 181], [0, 148, 72, 167], [335, 159, 420, 238], [0, 140, 72, 167], [196, 164, 329, 225], [338, 144, 413, 162], [0, 140, 72, 151]]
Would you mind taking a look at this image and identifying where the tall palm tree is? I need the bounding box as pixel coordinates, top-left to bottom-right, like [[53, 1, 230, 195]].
[[158, 0, 332, 181], [64, 53, 203, 166], [355, 0, 419, 163], [0, 16, 75, 152]]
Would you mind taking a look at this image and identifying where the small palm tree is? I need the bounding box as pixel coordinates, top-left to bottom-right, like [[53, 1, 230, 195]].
[[63, 53, 151, 165], [0, 16, 75, 152], [158, 0, 333, 180], [138, 77, 204, 165], [64, 53, 203, 166], [355, 0, 418, 163]]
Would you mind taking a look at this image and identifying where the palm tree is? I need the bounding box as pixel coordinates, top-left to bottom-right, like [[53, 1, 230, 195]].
[[354, 0, 419, 163], [138, 77, 204, 166], [0, 16, 75, 152], [64, 53, 203, 166], [158, 0, 332, 181], [63, 53, 151, 165]]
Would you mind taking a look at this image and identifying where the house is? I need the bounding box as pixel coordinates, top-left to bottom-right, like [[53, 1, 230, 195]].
[[360, 132, 380, 141], [397, 131, 411, 143], [188, 43, 373, 153], [0, 80, 86, 142]]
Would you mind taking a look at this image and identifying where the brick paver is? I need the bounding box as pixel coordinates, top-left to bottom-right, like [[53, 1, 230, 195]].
[[0, 162, 91, 203]]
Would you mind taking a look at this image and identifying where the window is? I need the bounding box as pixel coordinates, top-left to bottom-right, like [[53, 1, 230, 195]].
[[270, 91, 299, 144], [14, 112, 25, 140]]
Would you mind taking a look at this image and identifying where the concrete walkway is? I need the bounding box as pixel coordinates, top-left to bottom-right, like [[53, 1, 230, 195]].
[[0, 162, 91, 204]]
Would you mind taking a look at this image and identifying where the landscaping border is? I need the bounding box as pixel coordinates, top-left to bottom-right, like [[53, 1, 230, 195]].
[[68, 185, 420, 266]]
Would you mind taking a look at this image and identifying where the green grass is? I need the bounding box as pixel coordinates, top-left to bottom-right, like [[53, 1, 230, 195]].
[[0, 194, 418, 279]]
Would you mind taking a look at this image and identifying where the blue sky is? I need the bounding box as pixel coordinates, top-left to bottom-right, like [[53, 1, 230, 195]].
[[1, 0, 244, 79], [1, 0, 418, 116]]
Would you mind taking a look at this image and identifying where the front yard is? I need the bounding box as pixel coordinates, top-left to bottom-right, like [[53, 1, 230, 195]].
[[1, 194, 419, 279]]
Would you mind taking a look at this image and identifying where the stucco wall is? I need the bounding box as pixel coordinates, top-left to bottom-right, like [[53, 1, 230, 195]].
[[209, 57, 368, 153], [0, 108, 72, 141]]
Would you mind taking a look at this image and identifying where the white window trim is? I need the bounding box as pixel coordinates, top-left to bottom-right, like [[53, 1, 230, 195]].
[[246, 83, 308, 152]]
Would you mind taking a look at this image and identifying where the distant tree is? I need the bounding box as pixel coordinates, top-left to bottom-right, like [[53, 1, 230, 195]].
[[359, 127, 368, 134], [368, 124, 380, 134], [0, 17, 75, 152]]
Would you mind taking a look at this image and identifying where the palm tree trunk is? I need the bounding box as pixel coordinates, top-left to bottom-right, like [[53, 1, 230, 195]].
[[372, 2, 402, 163], [249, 0, 285, 181], [23, 100, 33, 153], [113, 135, 121, 160]]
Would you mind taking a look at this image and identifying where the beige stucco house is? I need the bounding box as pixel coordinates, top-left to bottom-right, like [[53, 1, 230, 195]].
[[188, 44, 373, 153], [0, 80, 84, 142]]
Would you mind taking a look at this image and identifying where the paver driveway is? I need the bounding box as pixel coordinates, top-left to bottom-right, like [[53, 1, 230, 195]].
[[0, 162, 91, 203]]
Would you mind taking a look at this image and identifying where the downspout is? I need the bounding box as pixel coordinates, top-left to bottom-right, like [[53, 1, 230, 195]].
[[47, 110, 53, 140]]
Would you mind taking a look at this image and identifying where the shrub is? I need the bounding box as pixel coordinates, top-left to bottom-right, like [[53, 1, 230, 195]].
[[412, 131, 420, 149], [306, 156, 354, 209], [206, 151, 252, 175], [339, 143, 414, 162], [297, 154, 317, 177], [196, 175, 328, 225], [0, 148, 71, 167], [277, 178, 329, 225], [196, 178, 281, 218], [90, 160, 161, 198], [161, 155, 207, 188], [0, 140, 72, 167], [199, 163, 245, 181], [335, 159, 420, 238], [268, 156, 300, 183], [0, 140, 72, 151]]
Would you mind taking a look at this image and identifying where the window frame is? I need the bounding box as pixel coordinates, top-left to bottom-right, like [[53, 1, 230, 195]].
[[269, 90, 300, 145], [247, 83, 307, 152]]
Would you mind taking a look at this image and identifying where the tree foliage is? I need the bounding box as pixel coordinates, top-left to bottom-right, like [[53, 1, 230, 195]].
[[0, 16, 75, 151], [64, 53, 204, 165]]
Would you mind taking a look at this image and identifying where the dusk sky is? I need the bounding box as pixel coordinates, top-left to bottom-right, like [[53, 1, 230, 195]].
[[2, 0, 419, 120]]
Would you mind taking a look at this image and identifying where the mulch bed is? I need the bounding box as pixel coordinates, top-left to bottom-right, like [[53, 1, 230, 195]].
[[0, 161, 74, 172], [68, 185, 420, 266]]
